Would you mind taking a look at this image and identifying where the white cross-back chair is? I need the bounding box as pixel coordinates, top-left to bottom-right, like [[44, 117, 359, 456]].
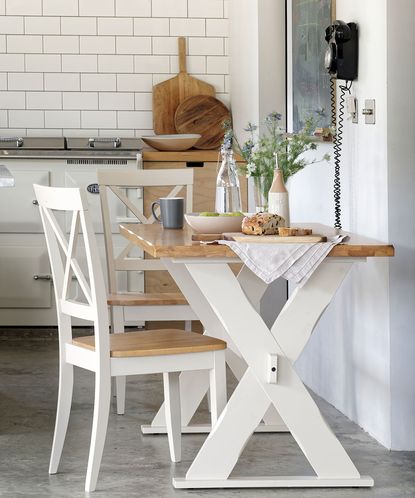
[[34, 184, 226, 492], [98, 168, 198, 415]]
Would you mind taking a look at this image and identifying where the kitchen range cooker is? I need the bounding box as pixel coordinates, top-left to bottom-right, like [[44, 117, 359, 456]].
[[0, 136, 143, 326]]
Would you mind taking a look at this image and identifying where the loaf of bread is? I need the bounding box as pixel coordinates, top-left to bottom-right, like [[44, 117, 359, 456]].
[[241, 212, 284, 235], [278, 227, 312, 237]]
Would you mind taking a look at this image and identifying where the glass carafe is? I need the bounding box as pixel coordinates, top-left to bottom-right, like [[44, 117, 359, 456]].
[[215, 146, 242, 213]]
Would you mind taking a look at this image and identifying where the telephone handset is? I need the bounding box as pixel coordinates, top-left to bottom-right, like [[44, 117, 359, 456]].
[[325, 21, 358, 81]]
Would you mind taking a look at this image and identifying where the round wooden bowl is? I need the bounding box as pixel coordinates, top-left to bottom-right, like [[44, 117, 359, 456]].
[[185, 213, 245, 234], [141, 134, 201, 151]]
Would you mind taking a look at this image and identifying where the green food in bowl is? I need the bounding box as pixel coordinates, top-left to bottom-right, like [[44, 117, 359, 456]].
[[219, 212, 244, 217], [198, 211, 244, 217]]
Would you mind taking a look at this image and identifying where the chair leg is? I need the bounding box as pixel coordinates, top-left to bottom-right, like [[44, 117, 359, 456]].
[[111, 306, 126, 415], [206, 387, 212, 413], [209, 350, 227, 426], [49, 362, 74, 474], [163, 371, 181, 462], [202, 326, 212, 414], [85, 371, 111, 493], [184, 320, 192, 332]]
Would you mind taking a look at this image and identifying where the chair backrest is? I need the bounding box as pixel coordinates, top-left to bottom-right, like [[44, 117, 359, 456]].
[[34, 184, 109, 357], [97, 168, 194, 294]]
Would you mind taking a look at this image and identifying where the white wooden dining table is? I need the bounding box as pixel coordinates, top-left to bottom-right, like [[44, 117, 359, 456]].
[[120, 222, 394, 489]]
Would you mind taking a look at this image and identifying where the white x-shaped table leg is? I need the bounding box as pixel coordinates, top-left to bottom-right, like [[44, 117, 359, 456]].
[[163, 257, 373, 489], [143, 265, 286, 435]]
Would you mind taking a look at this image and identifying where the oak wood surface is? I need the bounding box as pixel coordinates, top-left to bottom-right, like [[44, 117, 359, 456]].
[[119, 223, 395, 259], [142, 148, 244, 162], [72, 329, 226, 358], [107, 292, 187, 306], [174, 95, 231, 150], [191, 233, 328, 243], [152, 37, 215, 135]]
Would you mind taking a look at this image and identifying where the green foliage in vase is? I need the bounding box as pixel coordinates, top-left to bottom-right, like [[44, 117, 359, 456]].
[[224, 112, 331, 184]]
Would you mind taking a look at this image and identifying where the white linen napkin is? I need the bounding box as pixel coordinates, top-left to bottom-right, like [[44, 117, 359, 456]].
[[218, 235, 347, 286]]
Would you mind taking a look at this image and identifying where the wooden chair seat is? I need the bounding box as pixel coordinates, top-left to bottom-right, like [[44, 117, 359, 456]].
[[73, 329, 226, 358], [107, 292, 188, 306]]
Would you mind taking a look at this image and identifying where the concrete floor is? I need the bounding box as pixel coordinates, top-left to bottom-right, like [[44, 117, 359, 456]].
[[1, 335, 414, 498]]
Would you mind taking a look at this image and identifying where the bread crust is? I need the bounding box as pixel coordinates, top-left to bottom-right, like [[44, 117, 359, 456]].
[[278, 227, 313, 237], [241, 213, 284, 235]]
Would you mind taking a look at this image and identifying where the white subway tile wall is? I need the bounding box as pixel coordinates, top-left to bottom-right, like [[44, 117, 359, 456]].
[[25, 17, 60, 35], [0, 0, 229, 136]]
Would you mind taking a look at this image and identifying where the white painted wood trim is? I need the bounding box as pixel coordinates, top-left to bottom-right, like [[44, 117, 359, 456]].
[[123, 305, 197, 322], [173, 475, 374, 489], [141, 423, 289, 435], [110, 351, 215, 377], [163, 371, 182, 462]]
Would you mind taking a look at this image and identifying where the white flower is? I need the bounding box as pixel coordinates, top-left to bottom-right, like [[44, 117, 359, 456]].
[[246, 162, 256, 176]]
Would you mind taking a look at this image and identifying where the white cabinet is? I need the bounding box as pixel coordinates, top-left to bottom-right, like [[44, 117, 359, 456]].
[[0, 170, 50, 232], [0, 156, 142, 326], [0, 246, 51, 308]]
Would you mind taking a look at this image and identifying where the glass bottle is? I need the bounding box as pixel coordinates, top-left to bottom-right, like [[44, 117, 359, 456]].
[[215, 145, 242, 213], [268, 153, 290, 226]]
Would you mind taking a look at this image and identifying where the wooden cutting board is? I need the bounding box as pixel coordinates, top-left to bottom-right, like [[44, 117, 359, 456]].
[[152, 37, 215, 135], [192, 233, 328, 243], [174, 95, 231, 149]]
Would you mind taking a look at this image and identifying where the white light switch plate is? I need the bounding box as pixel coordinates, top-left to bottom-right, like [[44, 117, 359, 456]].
[[363, 99, 376, 124], [267, 354, 278, 384]]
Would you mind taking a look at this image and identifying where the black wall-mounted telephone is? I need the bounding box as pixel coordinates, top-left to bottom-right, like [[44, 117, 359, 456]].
[[324, 21, 358, 230], [325, 21, 358, 81]]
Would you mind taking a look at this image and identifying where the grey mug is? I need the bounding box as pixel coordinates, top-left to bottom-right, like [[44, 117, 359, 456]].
[[151, 197, 184, 229]]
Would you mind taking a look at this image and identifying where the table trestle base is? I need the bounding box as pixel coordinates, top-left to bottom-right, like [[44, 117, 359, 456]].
[[141, 422, 288, 435], [163, 259, 369, 488], [173, 475, 374, 489]]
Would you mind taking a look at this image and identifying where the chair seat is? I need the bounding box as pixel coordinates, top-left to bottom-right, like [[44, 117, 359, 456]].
[[107, 292, 188, 306], [72, 329, 226, 358]]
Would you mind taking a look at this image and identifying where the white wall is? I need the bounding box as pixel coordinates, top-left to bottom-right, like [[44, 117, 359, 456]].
[[295, 0, 415, 450], [295, 0, 392, 448], [229, 0, 259, 141], [387, 0, 415, 450], [0, 0, 229, 137], [229, 0, 285, 141], [230, 0, 414, 451]]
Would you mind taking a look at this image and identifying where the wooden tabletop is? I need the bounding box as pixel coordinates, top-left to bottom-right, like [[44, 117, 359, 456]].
[[119, 223, 394, 259]]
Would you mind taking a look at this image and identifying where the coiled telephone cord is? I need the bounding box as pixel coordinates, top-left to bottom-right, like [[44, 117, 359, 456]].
[[330, 78, 352, 230]]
